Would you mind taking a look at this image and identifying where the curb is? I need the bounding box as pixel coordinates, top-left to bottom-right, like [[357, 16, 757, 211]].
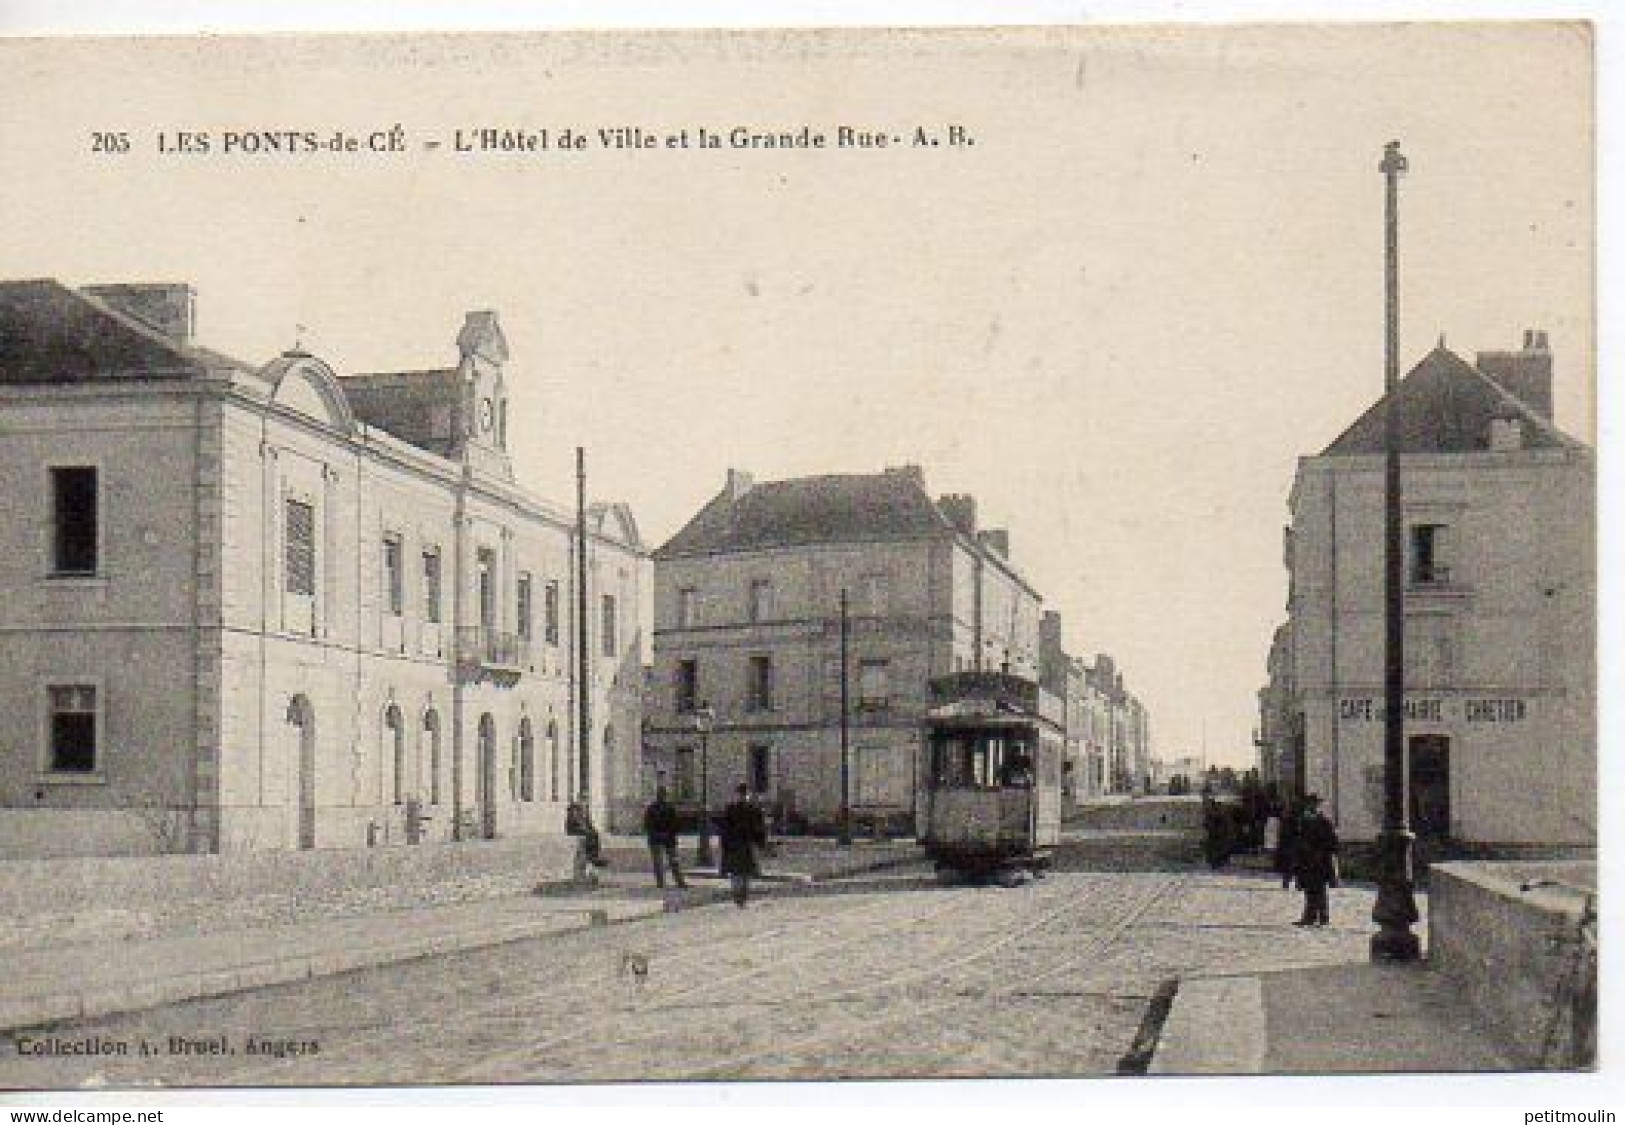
[[1147, 974, 1267, 1075], [0, 903, 660, 1034]]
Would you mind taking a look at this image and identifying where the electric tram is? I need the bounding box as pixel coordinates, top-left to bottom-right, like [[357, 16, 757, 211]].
[[918, 669, 1064, 883]]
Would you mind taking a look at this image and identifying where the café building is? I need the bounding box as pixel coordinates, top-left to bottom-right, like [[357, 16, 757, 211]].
[[1282, 333, 1594, 845]]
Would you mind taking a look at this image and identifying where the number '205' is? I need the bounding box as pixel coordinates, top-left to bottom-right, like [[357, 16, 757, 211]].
[[91, 132, 131, 153]]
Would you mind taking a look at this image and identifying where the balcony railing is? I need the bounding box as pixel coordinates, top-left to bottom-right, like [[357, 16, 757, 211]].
[[456, 626, 529, 675]]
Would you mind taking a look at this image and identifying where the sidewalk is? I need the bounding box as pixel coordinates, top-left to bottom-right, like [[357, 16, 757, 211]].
[[0, 836, 916, 1034], [1150, 960, 1525, 1075], [0, 888, 664, 1034]]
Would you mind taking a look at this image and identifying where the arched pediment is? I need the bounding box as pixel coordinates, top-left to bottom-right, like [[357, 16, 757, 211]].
[[262, 353, 356, 434], [587, 501, 642, 550]]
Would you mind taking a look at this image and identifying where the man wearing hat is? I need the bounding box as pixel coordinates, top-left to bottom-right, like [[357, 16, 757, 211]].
[[1293, 794, 1340, 927]]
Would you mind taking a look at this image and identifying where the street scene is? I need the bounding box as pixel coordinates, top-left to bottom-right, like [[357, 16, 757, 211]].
[[0, 835, 1450, 1088], [0, 22, 1598, 1094]]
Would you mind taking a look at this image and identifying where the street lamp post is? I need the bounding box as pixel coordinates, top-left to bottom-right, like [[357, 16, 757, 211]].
[[1371, 139, 1421, 963], [694, 703, 715, 867]]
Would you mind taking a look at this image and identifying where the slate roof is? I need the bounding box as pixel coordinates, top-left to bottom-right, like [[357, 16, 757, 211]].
[[656, 471, 950, 559], [1321, 345, 1582, 456], [340, 368, 460, 454], [0, 279, 219, 383]]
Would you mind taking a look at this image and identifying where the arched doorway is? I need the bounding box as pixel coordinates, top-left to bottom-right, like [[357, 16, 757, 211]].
[[385, 704, 405, 806], [519, 718, 535, 802], [422, 709, 441, 806], [547, 720, 560, 801], [477, 714, 497, 839], [287, 695, 316, 849]]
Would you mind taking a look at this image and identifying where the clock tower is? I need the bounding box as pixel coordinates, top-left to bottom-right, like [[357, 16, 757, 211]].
[[454, 310, 514, 480]]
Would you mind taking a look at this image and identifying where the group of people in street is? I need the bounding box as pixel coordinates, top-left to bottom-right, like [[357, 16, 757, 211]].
[[1202, 785, 1341, 927], [642, 783, 770, 908]]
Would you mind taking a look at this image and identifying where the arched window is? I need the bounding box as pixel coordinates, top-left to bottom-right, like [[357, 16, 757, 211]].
[[385, 704, 406, 805], [547, 720, 560, 801], [422, 709, 441, 805], [519, 718, 536, 802]]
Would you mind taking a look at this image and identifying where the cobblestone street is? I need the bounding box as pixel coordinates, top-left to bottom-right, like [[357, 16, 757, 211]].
[[1, 864, 1392, 1088]]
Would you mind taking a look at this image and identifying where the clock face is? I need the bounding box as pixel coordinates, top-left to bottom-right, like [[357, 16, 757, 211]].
[[479, 397, 495, 433]]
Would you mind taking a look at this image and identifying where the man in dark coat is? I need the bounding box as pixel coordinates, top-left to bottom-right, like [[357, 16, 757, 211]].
[[1275, 797, 1301, 890], [1293, 794, 1339, 927], [1201, 794, 1233, 870], [716, 783, 768, 908], [643, 786, 687, 889]]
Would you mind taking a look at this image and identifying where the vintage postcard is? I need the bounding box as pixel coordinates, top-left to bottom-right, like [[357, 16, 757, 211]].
[[0, 19, 1599, 1102]]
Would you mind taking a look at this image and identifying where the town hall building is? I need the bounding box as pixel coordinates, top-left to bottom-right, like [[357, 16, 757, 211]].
[[0, 279, 646, 857]]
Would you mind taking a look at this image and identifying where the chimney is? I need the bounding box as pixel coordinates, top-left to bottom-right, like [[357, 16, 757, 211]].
[[81, 283, 195, 345], [884, 463, 925, 489], [1475, 329, 1552, 421], [724, 468, 755, 501], [977, 529, 1010, 559], [937, 493, 977, 535], [1040, 610, 1063, 652]]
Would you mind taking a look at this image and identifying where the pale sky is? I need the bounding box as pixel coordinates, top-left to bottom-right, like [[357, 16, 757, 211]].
[[0, 25, 1593, 768]]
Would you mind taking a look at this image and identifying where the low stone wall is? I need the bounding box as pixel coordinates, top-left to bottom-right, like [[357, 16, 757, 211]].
[[0, 837, 580, 950], [1428, 860, 1596, 1068], [0, 810, 174, 859], [1066, 796, 1205, 832]]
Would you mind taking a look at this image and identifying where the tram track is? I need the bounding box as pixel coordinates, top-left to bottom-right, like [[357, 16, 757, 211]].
[[444, 872, 983, 1082], [680, 873, 1177, 1080], [451, 877, 1099, 1082], [992, 874, 1191, 996]]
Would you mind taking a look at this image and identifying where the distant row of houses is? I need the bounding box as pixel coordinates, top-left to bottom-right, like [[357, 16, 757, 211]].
[[0, 281, 1150, 857]]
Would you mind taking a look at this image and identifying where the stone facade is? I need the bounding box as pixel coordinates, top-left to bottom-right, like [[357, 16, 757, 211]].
[[0, 280, 646, 856], [1282, 335, 1594, 845], [1037, 611, 1152, 801], [645, 466, 1042, 829], [1255, 621, 1300, 793]]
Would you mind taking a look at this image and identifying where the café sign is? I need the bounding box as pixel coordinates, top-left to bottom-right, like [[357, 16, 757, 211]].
[[1339, 696, 1528, 724]]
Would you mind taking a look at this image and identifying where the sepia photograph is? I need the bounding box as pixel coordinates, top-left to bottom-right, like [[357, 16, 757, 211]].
[[0, 9, 1605, 1109]]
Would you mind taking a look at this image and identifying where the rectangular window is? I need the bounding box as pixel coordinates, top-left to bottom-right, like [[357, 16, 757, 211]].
[[50, 466, 99, 575], [675, 658, 699, 714], [476, 549, 496, 628], [47, 684, 97, 773], [858, 659, 890, 711], [544, 581, 560, 645], [422, 549, 442, 623], [284, 498, 316, 596], [677, 587, 699, 628], [1411, 524, 1451, 584], [860, 572, 889, 617], [749, 744, 772, 795], [382, 535, 404, 616], [517, 572, 534, 640], [601, 594, 618, 658], [674, 746, 696, 801], [747, 655, 774, 711], [747, 578, 773, 623]]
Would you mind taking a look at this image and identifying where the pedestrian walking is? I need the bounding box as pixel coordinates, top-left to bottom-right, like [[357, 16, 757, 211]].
[[716, 783, 768, 909], [1276, 796, 1301, 889], [643, 786, 688, 890], [1293, 794, 1339, 927]]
